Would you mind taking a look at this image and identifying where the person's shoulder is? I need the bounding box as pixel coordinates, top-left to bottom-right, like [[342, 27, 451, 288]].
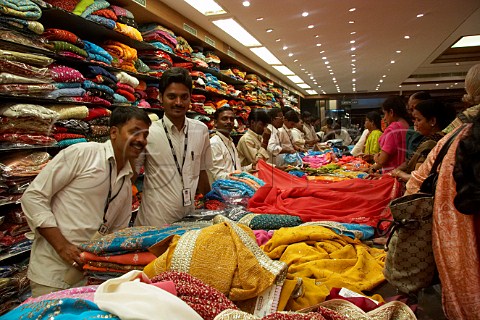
[[187, 118, 208, 130]]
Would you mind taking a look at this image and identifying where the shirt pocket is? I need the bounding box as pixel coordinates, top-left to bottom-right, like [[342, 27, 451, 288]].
[[190, 151, 201, 179]]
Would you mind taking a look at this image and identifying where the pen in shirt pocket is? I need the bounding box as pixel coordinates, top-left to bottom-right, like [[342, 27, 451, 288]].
[[191, 151, 194, 160]]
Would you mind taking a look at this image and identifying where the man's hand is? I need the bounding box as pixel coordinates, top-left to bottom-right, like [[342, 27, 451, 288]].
[[57, 243, 84, 271]]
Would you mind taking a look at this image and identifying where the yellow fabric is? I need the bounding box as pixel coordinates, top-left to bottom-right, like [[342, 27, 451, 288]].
[[144, 222, 284, 302], [114, 23, 143, 42], [262, 225, 386, 310]]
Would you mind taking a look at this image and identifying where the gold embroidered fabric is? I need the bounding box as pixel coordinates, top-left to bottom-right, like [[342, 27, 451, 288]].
[[318, 299, 416, 320], [144, 220, 287, 303]]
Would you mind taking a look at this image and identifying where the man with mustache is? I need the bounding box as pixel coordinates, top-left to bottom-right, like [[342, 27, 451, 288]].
[[21, 107, 151, 297], [208, 106, 245, 182], [135, 67, 212, 226]]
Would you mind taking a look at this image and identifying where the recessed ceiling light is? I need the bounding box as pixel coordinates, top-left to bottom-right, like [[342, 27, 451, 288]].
[[349, 21, 355, 24], [352, 70, 356, 73], [272, 65, 295, 75], [302, 11, 309, 17], [324, 61, 329, 64], [455, 62, 460, 65], [308, 25, 314, 29], [266, 28, 273, 33], [306, 90, 318, 95], [396, 50, 401, 53], [417, 84, 420, 87], [351, 54, 356, 57], [318, 85, 322, 88], [275, 38, 281, 42], [332, 77, 336, 80], [391, 60, 395, 63], [256, 17, 263, 21], [316, 43, 322, 47], [288, 53, 294, 57], [375, 88, 379, 91], [322, 57, 327, 60], [350, 40, 355, 44], [315, 35, 319, 38], [327, 66, 331, 69], [452, 35, 480, 48], [242, 1, 250, 7], [351, 47, 356, 51], [454, 82, 458, 85], [330, 72, 334, 75], [349, 8, 356, 12], [350, 31, 356, 35], [352, 59, 356, 62], [416, 13, 424, 18], [382, 75, 386, 77], [351, 64, 355, 66], [250, 47, 281, 64], [435, 84, 439, 86], [287, 75, 304, 83], [352, 79, 356, 82], [404, 35, 410, 39], [282, 46, 288, 50], [184, 0, 226, 15], [379, 79, 383, 83], [293, 59, 298, 62], [399, 85, 402, 88], [301, 68, 305, 71], [320, 50, 325, 53], [212, 18, 261, 46], [333, 80, 337, 83]]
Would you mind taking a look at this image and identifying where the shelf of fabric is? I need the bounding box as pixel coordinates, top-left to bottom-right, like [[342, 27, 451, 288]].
[[0, 145, 61, 154], [193, 67, 245, 86], [0, 249, 30, 263], [192, 88, 246, 102]]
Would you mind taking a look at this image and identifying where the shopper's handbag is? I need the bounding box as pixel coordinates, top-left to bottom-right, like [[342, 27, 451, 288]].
[[380, 127, 463, 293]]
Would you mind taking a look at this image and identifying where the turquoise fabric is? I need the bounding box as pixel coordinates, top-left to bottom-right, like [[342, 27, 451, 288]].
[[0, 0, 42, 20]]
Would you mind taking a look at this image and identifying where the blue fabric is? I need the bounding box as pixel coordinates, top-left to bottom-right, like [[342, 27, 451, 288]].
[[148, 41, 173, 53], [82, 80, 115, 96], [86, 14, 115, 29], [339, 223, 375, 240], [86, 66, 117, 83], [80, 0, 110, 18], [78, 226, 196, 255], [83, 40, 112, 62], [46, 88, 85, 98], [54, 82, 82, 89], [230, 171, 265, 186], [0, 0, 42, 20], [88, 53, 111, 64], [113, 93, 128, 103], [0, 298, 119, 320], [211, 179, 256, 198], [56, 138, 87, 147], [288, 170, 306, 178]]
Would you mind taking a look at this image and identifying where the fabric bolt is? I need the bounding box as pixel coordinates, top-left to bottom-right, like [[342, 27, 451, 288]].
[[144, 219, 287, 304], [117, 15, 137, 28], [86, 14, 115, 29], [134, 58, 150, 73], [0, 83, 55, 94], [83, 40, 112, 62], [72, 0, 93, 15], [0, 103, 58, 120], [45, 87, 85, 98], [211, 179, 256, 198], [91, 75, 116, 89], [114, 22, 142, 41], [113, 93, 128, 103], [56, 137, 87, 147], [0, 151, 50, 177], [114, 71, 138, 88], [43, 28, 84, 48], [0, 72, 49, 84], [86, 66, 117, 83], [74, 94, 111, 107], [378, 121, 409, 172], [57, 51, 85, 60], [152, 271, 238, 320], [89, 125, 109, 137], [0, 15, 44, 34], [46, 105, 88, 120], [79, 0, 109, 18], [249, 160, 399, 227], [0, 133, 56, 145], [84, 107, 111, 121], [21, 140, 133, 289], [49, 64, 85, 83], [238, 214, 303, 230], [103, 40, 137, 61], [0, 49, 53, 67], [53, 82, 82, 89], [0, 117, 54, 135], [136, 116, 213, 226], [82, 80, 115, 96], [86, 88, 114, 103], [116, 82, 134, 93], [53, 133, 85, 141], [300, 221, 375, 240], [0, 59, 52, 81], [55, 119, 90, 135], [80, 251, 156, 266], [92, 8, 117, 21], [110, 5, 134, 19], [116, 89, 135, 101], [43, 0, 78, 11], [50, 41, 88, 57], [0, 0, 42, 20], [262, 225, 385, 310]]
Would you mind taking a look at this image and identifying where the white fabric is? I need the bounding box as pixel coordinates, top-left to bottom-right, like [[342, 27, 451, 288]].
[[94, 270, 202, 320], [351, 129, 370, 156], [237, 129, 269, 167], [22, 141, 133, 289], [136, 116, 212, 226], [0, 103, 59, 120], [208, 131, 241, 183], [266, 124, 282, 165], [115, 71, 140, 88]]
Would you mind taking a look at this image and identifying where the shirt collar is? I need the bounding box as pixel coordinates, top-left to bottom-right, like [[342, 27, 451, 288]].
[[104, 140, 133, 179], [215, 130, 233, 143], [247, 129, 262, 140], [163, 115, 188, 134]]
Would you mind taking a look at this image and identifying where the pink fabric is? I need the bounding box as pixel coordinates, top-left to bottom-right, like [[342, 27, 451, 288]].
[[378, 121, 408, 172], [23, 285, 98, 304], [49, 65, 85, 83], [253, 229, 274, 246]]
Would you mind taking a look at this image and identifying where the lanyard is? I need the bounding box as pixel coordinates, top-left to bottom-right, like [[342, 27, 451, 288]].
[[217, 133, 237, 169], [103, 161, 126, 224], [162, 119, 188, 187]]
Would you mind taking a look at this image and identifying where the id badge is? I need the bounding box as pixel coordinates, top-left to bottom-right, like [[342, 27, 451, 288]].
[[98, 223, 109, 236], [182, 188, 192, 207]]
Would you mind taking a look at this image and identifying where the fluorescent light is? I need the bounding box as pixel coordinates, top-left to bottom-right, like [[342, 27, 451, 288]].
[[306, 90, 318, 95], [452, 35, 480, 48], [287, 75, 304, 83], [272, 65, 294, 75], [250, 47, 282, 64], [184, 0, 226, 16], [298, 83, 311, 89], [212, 18, 261, 46]]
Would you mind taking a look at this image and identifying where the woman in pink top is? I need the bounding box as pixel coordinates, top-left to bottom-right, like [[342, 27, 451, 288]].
[[370, 95, 410, 173]]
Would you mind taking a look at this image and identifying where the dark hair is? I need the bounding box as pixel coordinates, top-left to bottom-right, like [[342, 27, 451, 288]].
[[453, 114, 480, 215], [302, 111, 312, 120], [410, 91, 432, 101], [268, 108, 283, 121], [159, 67, 192, 94], [109, 107, 151, 128], [366, 111, 382, 131], [284, 110, 300, 123], [414, 99, 456, 130], [213, 106, 234, 120], [248, 108, 269, 124], [382, 95, 409, 120], [326, 118, 334, 125]]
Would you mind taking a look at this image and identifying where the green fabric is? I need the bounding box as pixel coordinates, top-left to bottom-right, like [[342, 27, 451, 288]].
[[364, 129, 382, 154], [51, 41, 88, 58], [248, 214, 303, 230], [72, 0, 94, 16]]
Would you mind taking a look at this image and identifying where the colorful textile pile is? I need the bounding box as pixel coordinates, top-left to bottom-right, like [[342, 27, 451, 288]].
[[44, 28, 88, 60], [81, 65, 118, 106], [0, 0, 44, 35], [138, 50, 172, 77], [47, 64, 87, 100], [102, 40, 137, 72], [0, 264, 30, 316], [83, 107, 110, 142], [139, 23, 177, 53]]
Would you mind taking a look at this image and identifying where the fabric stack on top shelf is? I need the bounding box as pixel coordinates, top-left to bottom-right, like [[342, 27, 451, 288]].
[[0, 0, 45, 35], [102, 40, 137, 73], [139, 23, 177, 54]]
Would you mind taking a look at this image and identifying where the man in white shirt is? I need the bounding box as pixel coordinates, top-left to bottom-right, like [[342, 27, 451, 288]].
[[21, 107, 151, 297], [237, 109, 270, 167], [136, 67, 212, 226], [208, 106, 243, 182], [266, 108, 285, 166], [301, 111, 319, 147], [278, 109, 299, 153]]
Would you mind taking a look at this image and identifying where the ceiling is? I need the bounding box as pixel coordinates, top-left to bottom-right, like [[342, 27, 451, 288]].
[[157, 0, 480, 97]]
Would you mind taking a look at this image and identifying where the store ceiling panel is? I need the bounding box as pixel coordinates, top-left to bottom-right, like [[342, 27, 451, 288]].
[[159, 0, 480, 96]]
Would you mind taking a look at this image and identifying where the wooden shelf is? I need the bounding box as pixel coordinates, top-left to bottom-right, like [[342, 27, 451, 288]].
[[0, 248, 30, 262]]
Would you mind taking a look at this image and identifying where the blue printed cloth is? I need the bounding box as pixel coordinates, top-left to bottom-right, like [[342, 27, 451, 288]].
[[46, 88, 86, 99], [80, 0, 110, 18], [86, 14, 116, 29], [211, 179, 256, 198], [56, 138, 87, 147], [113, 93, 128, 103], [86, 66, 117, 83], [0, 0, 42, 20], [82, 80, 115, 96], [83, 40, 113, 62]]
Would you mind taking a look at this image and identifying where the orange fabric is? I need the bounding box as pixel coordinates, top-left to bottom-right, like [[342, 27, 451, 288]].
[[406, 125, 480, 319], [80, 251, 157, 266]]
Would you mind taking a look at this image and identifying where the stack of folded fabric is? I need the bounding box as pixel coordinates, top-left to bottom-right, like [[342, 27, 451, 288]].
[[175, 36, 192, 60], [82, 79, 115, 104], [231, 67, 246, 81], [139, 23, 177, 54], [43, 28, 87, 61], [204, 73, 222, 94], [114, 71, 138, 104], [87, 6, 116, 29], [44, 0, 78, 12], [83, 40, 113, 65], [115, 82, 135, 103], [0, 49, 56, 96], [204, 51, 220, 71], [47, 64, 86, 100], [133, 80, 149, 108], [191, 71, 207, 89], [45, 104, 89, 146], [102, 40, 137, 72], [73, 0, 110, 19], [109, 5, 142, 41], [0, 104, 58, 147], [0, 263, 29, 316], [137, 50, 172, 77], [191, 46, 208, 68], [81, 66, 118, 106], [84, 107, 111, 142], [145, 83, 161, 108], [78, 226, 198, 284], [0, 0, 44, 35], [54, 119, 90, 139], [190, 94, 206, 114]]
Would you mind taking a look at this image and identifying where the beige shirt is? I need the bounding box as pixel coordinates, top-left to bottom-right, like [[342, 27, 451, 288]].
[[291, 127, 306, 149], [136, 116, 212, 226], [303, 123, 318, 142], [279, 125, 295, 152], [266, 124, 282, 165], [237, 129, 269, 167], [208, 131, 241, 183], [21, 141, 133, 289]]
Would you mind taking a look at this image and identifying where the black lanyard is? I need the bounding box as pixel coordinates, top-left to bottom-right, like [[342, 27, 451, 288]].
[[162, 119, 188, 187], [217, 133, 237, 169], [103, 161, 126, 224]]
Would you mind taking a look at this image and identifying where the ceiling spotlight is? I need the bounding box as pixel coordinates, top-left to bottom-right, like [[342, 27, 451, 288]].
[[320, 50, 325, 53], [332, 77, 336, 80], [302, 11, 309, 17], [288, 53, 294, 57], [322, 56, 327, 60], [349, 8, 356, 12], [282, 45, 288, 50], [349, 20, 355, 24], [324, 61, 329, 64], [315, 35, 319, 38], [399, 85, 402, 88], [396, 50, 401, 53], [242, 1, 250, 7], [308, 25, 314, 29], [300, 68, 305, 71], [350, 31, 356, 35], [454, 82, 458, 85], [275, 38, 281, 42], [352, 70, 356, 73], [316, 43, 322, 47], [351, 63, 355, 66], [404, 35, 410, 39], [256, 17, 263, 21], [352, 79, 356, 82], [379, 79, 384, 83], [327, 66, 331, 69], [330, 72, 334, 75], [293, 59, 298, 62], [390, 60, 395, 63], [266, 28, 273, 32], [351, 47, 356, 51], [455, 62, 460, 66], [435, 84, 439, 86], [382, 75, 386, 77], [350, 40, 355, 44], [417, 84, 420, 87], [416, 13, 424, 18]]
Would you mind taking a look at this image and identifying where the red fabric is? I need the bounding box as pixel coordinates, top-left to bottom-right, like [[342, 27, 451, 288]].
[[116, 83, 134, 94], [92, 9, 118, 21], [248, 160, 398, 227], [54, 133, 85, 141], [84, 107, 111, 121], [80, 251, 156, 266], [116, 89, 136, 102]]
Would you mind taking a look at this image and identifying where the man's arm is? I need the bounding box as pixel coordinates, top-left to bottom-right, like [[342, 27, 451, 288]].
[[197, 170, 211, 194], [38, 227, 83, 270]]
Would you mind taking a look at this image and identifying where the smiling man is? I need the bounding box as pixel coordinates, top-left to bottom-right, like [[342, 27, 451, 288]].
[[135, 67, 212, 226], [21, 107, 151, 297]]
